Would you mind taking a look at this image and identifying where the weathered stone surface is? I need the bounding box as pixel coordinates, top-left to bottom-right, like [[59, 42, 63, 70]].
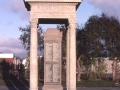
[[42, 85, 63, 90], [29, 19, 38, 90], [24, 0, 81, 20], [43, 28, 62, 90], [45, 43, 53, 62]]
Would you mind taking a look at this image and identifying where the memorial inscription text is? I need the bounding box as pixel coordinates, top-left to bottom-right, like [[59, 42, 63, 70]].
[[45, 42, 61, 83]]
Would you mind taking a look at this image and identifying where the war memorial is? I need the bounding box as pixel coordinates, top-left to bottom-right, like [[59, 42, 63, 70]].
[[24, 0, 82, 90]]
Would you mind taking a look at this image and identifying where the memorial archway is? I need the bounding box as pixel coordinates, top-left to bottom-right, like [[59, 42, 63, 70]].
[[24, 0, 82, 90]]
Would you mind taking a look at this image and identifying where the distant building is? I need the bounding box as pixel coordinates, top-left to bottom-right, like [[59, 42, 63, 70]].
[[13, 56, 22, 70], [0, 53, 14, 66], [80, 57, 120, 78], [0, 53, 22, 70], [22, 56, 43, 69]]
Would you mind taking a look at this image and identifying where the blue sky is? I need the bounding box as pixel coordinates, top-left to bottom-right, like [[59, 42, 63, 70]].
[[0, 0, 120, 58]]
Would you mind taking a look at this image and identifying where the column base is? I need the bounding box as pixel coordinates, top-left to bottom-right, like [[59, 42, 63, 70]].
[[42, 85, 63, 90]]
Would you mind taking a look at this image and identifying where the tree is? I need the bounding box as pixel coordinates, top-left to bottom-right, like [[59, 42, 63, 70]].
[[76, 16, 104, 81], [0, 58, 4, 79], [57, 24, 67, 80], [57, 24, 67, 57], [57, 24, 94, 81], [24, 52, 30, 79], [80, 13, 120, 81], [38, 56, 44, 80], [19, 25, 44, 79], [19, 25, 44, 52], [98, 14, 120, 81]]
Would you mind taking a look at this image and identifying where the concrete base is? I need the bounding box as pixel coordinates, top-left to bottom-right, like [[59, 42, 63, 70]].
[[68, 88, 76, 90], [29, 88, 38, 90], [42, 85, 63, 90]]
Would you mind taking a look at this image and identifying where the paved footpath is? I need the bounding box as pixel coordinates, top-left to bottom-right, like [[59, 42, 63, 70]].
[[0, 87, 120, 90]]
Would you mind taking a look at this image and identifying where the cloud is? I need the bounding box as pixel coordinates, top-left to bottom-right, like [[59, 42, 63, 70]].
[[0, 38, 27, 58], [88, 0, 120, 19], [0, 0, 29, 20]]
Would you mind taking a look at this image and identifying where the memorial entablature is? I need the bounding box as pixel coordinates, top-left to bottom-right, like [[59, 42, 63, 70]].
[[24, 0, 82, 24]]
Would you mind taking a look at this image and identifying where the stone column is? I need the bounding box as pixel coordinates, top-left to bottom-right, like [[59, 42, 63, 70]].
[[68, 18, 77, 90], [66, 28, 70, 90], [30, 18, 38, 90]]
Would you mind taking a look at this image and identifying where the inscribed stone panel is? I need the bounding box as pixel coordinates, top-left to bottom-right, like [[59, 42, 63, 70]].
[[45, 64, 53, 82], [32, 6, 75, 12], [53, 43, 60, 62], [46, 43, 53, 62], [53, 64, 60, 83]]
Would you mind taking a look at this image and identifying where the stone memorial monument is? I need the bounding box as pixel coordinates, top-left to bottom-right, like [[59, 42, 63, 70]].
[[23, 0, 82, 90], [43, 28, 63, 90]]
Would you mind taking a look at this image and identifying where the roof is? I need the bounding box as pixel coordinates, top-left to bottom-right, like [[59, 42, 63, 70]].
[[0, 54, 14, 58]]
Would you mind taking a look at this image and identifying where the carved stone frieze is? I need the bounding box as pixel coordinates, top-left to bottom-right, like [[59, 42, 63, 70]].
[[29, 2, 78, 6], [30, 12, 76, 19], [31, 5, 76, 12]]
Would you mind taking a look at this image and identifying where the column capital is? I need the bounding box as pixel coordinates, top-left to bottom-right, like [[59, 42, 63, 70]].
[[30, 18, 38, 28], [68, 18, 77, 24], [68, 18, 77, 28]]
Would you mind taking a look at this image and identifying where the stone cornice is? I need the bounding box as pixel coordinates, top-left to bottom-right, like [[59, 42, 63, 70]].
[[24, 0, 82, 3], [29, 2, 78, 6], [24, 0, 82, 11]]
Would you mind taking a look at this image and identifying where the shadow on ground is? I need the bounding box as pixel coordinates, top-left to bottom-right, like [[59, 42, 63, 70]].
[[2, 74, 66, 90], [3, 74, 29, 90]]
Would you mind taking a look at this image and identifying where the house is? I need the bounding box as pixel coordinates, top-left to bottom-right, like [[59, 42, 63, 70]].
[[0, 53, 14, 66], [13, 56, 22, 70], [80, 57, 120, 78]]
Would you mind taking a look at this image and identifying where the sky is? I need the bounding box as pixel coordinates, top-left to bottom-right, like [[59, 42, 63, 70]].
[[0, 0, 120, 58]]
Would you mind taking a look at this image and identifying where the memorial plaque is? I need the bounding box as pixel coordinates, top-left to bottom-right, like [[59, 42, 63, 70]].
[[53, 43, 60, 62], [46, 43, 53, 62], [53, 64, 60, 83], [45, 64, 53, 82]]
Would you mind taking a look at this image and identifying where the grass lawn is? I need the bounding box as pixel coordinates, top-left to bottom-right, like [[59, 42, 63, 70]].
[[62, 80, 119, 87], [0, 79, 119, 87], [76, 80, 117, 87], [0, 79, 6, 86]]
